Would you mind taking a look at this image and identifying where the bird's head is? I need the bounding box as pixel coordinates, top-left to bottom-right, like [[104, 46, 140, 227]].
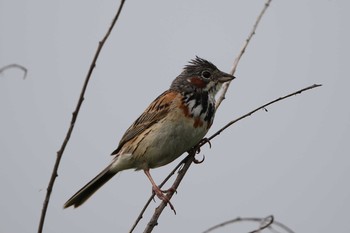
[[171, 56, 235, 95]]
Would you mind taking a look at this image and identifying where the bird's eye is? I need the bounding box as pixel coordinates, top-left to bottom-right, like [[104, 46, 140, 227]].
[[201, 71, 211, 79]]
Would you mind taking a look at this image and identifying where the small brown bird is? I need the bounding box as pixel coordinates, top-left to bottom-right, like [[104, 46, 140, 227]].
[[64, 57, 235, 208]]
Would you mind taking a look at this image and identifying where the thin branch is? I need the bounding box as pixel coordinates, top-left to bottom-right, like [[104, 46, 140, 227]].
[[36, 1, 126, 233], [202, 84, 322, 147], [249, 215, 274, 233], [0, 64, 28, 79], [266, 220, 295, 233], [202, 216, 295, 233], [216, 0, 272, 109]]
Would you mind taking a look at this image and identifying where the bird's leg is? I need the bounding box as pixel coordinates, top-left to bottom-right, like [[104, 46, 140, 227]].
[[144, 169, 176, 213]]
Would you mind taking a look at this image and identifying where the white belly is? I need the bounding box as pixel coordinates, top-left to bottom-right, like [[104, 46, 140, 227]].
[[134, 111, 209, 169]]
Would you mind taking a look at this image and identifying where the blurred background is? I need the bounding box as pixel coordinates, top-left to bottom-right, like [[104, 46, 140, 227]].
[[1, 0, 349, 232]]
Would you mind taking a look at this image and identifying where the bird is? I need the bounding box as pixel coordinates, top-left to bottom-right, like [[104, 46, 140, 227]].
[[63, 56, 235, 209]]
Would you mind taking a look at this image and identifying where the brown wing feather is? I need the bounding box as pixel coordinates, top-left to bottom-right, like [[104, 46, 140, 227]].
[[111, 90, 178, 155]]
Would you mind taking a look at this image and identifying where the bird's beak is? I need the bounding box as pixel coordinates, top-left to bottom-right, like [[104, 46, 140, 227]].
[[218, 71, 236, 83]]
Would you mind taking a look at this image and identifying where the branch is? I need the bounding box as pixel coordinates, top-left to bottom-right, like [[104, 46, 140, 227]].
[[202, 215, 295, 233], [0, 64, 28, 79], [216, 0, 272, 109], [36, 1, 126, 233], [202, 84, 322, 147]]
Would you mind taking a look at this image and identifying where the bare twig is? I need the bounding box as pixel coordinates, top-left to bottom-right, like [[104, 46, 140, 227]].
[[201, 84, 322, 147], [0, 64, 28, 79], [36, 1, 126, 233], [216, 0, 272, 109], [202, 215, 295, 233], [249, 215, 274, 233]]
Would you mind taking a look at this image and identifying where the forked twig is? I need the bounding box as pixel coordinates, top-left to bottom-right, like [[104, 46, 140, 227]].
[[37, 1, 126, 233], [202, 215, 295, 233], [0, 64, 28, 79], [249, 215, 274, 233]]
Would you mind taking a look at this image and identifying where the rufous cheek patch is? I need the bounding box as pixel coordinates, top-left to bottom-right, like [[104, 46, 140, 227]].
[[189, 77, 207, 88]]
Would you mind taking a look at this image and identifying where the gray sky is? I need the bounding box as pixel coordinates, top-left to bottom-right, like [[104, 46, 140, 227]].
[[1, 0, 349, 232]]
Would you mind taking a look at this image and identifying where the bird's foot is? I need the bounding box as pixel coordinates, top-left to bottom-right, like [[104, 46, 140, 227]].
[[191, 138, 210, 164], [199, 137, 212, 149], [152, 186, 176, 214], [194, 137, 212, 154]]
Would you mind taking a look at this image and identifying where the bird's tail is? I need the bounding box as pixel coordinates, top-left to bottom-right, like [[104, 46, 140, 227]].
[[63, 166, 115, 208]]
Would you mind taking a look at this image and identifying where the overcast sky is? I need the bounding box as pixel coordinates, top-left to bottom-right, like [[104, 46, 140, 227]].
[[1, 0, 349, 232]]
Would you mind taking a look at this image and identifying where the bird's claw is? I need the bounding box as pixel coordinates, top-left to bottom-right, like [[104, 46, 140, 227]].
[[196, 138, 212, 154], [194, 154, 205, 164], [200, 137, 212, 148]]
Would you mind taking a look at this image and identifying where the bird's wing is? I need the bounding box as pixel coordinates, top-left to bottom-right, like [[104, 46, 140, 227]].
[[111, 90, 178, 155]]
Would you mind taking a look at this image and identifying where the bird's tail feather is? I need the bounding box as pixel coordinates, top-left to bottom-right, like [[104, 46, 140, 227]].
[[63, 166, 115, 208]]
